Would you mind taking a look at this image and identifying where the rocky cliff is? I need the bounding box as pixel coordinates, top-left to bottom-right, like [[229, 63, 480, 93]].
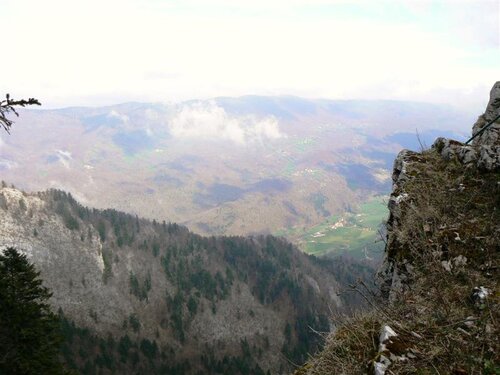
[[295, 83, 499, 374], [0, 186, 372, 374]]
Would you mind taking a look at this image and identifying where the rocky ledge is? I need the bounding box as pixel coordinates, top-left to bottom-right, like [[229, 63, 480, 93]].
[[380, 81, 500, 300], [296, 82, 499, 374]]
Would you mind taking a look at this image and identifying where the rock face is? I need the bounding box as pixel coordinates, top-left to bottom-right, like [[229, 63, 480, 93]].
[[472, 81, 500, 146], [379, 150, 421, 300]]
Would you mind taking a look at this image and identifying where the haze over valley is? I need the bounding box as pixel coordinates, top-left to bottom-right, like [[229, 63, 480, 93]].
[[0, 97, 472, 258]]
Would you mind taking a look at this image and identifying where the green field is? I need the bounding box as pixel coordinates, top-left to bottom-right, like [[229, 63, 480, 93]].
[[281, 196, 389, 259]]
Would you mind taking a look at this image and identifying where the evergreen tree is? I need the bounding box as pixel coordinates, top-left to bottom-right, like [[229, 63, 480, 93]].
[[0, 247, 66, 374], [0, 94, 41, 133]]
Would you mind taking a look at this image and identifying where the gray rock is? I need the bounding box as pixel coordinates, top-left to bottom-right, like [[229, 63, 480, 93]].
[[432, 82, 500, 170], [432, 137, 464, 160], [484, 81, 500, 122], [472, 116, 500, 147], [472, 81, 500, 147], [457, 146, 478, 165], [477, 145, 500, 171], [392, 150, 411, 186]]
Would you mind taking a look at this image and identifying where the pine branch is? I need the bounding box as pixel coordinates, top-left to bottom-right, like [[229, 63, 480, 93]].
[[0, 94, 41, 133]]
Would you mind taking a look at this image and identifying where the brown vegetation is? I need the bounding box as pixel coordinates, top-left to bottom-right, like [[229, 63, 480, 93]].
[[296, 148, 499, 374]]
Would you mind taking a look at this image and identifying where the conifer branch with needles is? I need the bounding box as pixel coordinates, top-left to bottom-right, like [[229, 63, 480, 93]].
[[0, 94, 41, 133]]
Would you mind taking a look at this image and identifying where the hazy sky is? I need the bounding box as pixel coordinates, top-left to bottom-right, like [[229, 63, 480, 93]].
[[1, 0, 499, 110]]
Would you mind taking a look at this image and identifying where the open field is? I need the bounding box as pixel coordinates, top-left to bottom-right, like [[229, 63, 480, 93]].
[[280, 196, 388, 259]]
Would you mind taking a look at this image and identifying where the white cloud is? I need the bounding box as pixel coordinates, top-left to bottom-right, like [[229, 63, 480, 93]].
[[108, 110, 129, 123], [251, 117, 283, 141], [169, 101, 283, 144]]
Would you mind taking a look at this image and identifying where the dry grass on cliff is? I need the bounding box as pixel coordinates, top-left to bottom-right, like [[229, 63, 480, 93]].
[[295, 149, 499, 375]]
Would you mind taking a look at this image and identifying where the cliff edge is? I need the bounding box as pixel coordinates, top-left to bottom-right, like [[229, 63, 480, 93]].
[[296, 83, 499, 374]]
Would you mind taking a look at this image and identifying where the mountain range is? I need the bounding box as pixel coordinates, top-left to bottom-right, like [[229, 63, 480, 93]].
[[0, 91, 494, 374], [0, 96, 472, 258]]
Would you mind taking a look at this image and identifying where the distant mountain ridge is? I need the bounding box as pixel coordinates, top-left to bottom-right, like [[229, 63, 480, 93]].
[[0, 96, 471, 257]]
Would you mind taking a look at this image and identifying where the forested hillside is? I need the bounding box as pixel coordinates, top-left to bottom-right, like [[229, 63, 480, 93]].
[[0, 185, 373, 374]]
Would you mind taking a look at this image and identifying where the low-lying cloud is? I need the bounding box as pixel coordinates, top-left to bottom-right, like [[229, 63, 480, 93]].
[[170, 101, 283, 144], [108, 110, 129, 123]]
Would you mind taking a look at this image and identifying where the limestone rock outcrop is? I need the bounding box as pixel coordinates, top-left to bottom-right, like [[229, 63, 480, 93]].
[[432, 81, 500, 171], [380, 81, 500, 299], [293, 83, 500, 375], [472, 81, 500, 146]]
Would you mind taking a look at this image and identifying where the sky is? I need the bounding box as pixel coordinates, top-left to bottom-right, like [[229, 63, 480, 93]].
[[1, 0, 499, 111]]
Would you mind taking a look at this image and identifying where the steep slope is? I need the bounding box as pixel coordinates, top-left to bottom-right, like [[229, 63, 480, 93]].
[[0, 185, 372, 374], [295, 83, 499, 374]]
